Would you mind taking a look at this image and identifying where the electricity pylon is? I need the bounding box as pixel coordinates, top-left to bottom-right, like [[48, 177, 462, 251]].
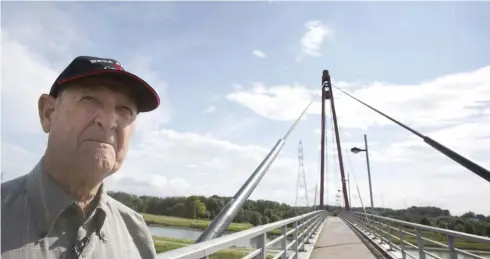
[[295, 141, 309, 210]]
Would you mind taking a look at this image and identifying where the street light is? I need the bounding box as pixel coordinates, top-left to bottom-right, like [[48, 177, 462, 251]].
[[351, 134, 374, 209]]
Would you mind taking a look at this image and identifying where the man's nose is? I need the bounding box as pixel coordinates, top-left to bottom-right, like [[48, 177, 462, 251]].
[[94, 109, 118, 130]]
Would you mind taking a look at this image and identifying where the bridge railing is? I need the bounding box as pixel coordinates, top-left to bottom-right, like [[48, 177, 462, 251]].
[[342, 211, 490, 259], [157, 210, 327, 259]]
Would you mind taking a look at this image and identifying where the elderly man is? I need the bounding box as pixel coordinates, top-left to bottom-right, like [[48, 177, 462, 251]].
[[1, 56, 160, 259]]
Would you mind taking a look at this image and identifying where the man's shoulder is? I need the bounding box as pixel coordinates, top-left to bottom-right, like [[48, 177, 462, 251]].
[[104, 195, 146, 223], [103, 195, 157, 258], [1, 174, 29, 206]]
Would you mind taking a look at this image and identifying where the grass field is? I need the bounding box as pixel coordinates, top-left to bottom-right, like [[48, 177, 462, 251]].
[[376, 226, 490, 251], [143, 213, 252, 232], [143, 213, 284, 235], [152, 236, 275, 259]]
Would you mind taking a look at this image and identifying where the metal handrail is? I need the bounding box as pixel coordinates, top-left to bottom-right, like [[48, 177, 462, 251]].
[[342, 212, 490, 259], [351, 212, 490, 243], [157, 211, 327, 259]]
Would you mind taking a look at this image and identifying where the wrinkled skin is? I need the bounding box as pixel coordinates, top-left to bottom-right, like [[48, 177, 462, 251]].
[[38, 77, 138, 214]]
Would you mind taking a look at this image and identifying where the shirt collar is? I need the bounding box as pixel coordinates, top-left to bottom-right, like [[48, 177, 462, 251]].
[[26, 158, 110, 238]]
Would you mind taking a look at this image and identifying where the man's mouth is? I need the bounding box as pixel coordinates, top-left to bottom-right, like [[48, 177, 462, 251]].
[[85, 139, 113, 145]]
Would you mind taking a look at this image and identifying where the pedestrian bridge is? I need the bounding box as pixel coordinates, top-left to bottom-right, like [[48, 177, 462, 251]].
[[156, 211, 490, 259], [155, 70, 490, 259]]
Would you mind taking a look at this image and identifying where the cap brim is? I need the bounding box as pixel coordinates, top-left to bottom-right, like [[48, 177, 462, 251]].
[[55, 70, 160, 113]]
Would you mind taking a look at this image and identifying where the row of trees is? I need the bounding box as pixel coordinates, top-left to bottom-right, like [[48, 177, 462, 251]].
[[108, 191, 490, 237], [108, 191, 314, 226]]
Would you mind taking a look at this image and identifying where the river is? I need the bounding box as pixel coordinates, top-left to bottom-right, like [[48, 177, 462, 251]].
[[149, 225, 490, 258], [149, 224, 283, 249]]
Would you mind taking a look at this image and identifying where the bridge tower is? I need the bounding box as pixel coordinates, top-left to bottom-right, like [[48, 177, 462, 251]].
[[295, 141, 309, 210], [320, 70, 350, 210]]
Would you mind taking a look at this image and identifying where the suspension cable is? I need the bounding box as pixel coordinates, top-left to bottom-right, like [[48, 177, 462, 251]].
[[331, 84, 490, 184], [283, 93, 319, 139], [196, 90, 321, 243], [345, 149, 374, 220]]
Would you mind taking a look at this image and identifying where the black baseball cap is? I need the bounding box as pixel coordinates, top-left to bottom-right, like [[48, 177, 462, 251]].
[[50, 56, 160, 112]]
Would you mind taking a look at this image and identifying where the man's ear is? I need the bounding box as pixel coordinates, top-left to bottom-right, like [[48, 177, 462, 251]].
[[38, 94, 57, 133]]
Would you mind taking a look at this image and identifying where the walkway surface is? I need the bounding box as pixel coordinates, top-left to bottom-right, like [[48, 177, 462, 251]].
[[309, 217, 376, 259]]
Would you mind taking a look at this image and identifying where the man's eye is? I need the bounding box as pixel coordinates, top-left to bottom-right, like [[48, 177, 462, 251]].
[[118, 106, 134, 117], [81, 96, 96, 101]]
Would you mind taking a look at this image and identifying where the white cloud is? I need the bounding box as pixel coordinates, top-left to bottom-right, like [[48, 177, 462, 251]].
[[1, 30, 59, 135], [226, 66, 490, 130], [0, 5, 170, 135], [112, 128, 317, 203], [124, 54, 171, 132], [2, 128, 317, 204], [227, 82, 319, 121], [252, 50, 267, 58], [296, 20, 334, 62], [204, 105, 216, 113]]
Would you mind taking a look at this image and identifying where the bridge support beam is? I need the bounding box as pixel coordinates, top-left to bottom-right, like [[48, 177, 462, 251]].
[[319, 75, 327, 210], [321, 70, 350, 210]]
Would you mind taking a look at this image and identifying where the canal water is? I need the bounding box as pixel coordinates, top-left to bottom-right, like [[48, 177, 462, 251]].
[[149, 224, 283, 249], [149, 225, 490, 258]]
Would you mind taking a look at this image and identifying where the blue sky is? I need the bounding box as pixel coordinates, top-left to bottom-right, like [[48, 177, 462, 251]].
[[2, 1, 490, 215]]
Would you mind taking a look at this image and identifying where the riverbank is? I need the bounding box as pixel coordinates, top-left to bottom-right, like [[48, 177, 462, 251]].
[[143, 213, 283, 235], [143, 213, 252, 232], [153, 236, 276, 259], [144, 213, 490, 251]]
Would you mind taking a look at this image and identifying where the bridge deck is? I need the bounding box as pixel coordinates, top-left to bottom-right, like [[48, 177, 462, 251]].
[[309, 217, 376, 259]]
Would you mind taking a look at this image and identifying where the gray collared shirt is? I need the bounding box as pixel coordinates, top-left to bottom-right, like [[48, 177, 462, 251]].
[[1, 160, 157, 259]]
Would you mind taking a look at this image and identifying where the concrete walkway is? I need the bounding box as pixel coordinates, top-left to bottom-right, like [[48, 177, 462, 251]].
[[309, 217, 376, 259]]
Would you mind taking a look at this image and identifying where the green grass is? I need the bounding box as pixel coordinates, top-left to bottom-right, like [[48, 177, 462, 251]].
[[153, 236, 275, 259], [143, 213, 252, 232], [375, 226, 490, 251], [143, 213, 287, 235]]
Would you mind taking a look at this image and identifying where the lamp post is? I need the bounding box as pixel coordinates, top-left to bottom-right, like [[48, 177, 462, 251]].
[[351, 134, 374, 209]]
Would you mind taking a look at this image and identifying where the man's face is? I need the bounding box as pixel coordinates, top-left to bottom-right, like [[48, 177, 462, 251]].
[[39, 78, 138, 181]]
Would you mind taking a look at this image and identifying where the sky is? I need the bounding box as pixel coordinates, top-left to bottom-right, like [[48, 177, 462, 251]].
[[1, 1, 490, 216]]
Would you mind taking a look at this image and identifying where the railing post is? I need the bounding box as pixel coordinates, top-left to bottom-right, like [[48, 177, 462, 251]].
[[367, 214, 374, 235], [416, 228, 426, 259], [281, 225, 288, 259], [371, 217, 378, 240], [377, 219, 383, 244], [387, 222, 393, 251], [293, 221, 299, 259], [299, 218, 305, 252], [256, 233, 267, 259], [399, 227, 406, 259], [305, 216, 313, 244], [447, 235, 458, 259]]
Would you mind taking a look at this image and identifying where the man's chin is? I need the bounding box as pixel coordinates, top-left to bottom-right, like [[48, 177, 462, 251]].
[[77, 158, 115, 175]]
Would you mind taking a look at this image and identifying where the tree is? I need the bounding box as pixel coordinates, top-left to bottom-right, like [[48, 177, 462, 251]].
[[107, 190, 489, 236], [168, 203, 185, 217], [420, 217, 431, 226], [270, 214, 280, 222], [184, 196, 207, 219], [250, 212, 262, 226], [462, 211, 476, 219]]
